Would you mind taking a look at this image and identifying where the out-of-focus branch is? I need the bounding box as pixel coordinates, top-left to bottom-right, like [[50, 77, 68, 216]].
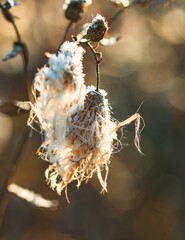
[[8, 184, 59, 209]]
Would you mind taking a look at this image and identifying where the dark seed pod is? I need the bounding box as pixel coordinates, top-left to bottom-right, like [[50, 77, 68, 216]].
[[64, 0, 92, 22], [65, 1, 83, 22], [86, 14, 108, 42]]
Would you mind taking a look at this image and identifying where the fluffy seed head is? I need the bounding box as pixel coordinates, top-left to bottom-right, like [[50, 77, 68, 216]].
[[45, 86, 118, 194], [28, 41, 86, 163]]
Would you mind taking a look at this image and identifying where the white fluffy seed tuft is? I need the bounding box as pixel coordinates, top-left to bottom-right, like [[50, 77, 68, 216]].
[[28, 41, 86, 163]]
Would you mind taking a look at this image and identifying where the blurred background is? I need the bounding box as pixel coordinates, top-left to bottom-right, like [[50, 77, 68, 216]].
[[0, 0, 185, 239]]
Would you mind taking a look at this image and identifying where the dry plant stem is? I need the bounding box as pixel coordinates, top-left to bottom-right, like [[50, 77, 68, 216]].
[[85, 42, 100, 91], [0, 129, 29, 231], [12, 20, 22, 42], [58, 21, 73, 52]]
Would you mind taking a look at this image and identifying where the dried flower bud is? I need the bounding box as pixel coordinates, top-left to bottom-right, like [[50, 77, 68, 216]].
[[1, 0, 19, 10], [63, 0, 92, 22], [86, 14, 108, 42], [28, 41, 86, 163], [2, 42, 22, 61]]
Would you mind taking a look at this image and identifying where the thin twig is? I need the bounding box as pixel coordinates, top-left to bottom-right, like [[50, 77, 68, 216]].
[[12, 20, 22, 42], [84, 41, 101, 92]]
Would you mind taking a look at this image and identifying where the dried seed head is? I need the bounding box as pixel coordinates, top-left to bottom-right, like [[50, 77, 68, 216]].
[[28, 41, 86, 163], [45, 85, 144, 197], [45, 86, 118, 194], [63, 0, 92, 22], [86, 14, 108, 42]]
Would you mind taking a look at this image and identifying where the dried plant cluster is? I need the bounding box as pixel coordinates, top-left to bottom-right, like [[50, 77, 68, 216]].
[[29, 39, 143, 197], [28, 39, 121, 195], [0, 0, 146, 200]]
